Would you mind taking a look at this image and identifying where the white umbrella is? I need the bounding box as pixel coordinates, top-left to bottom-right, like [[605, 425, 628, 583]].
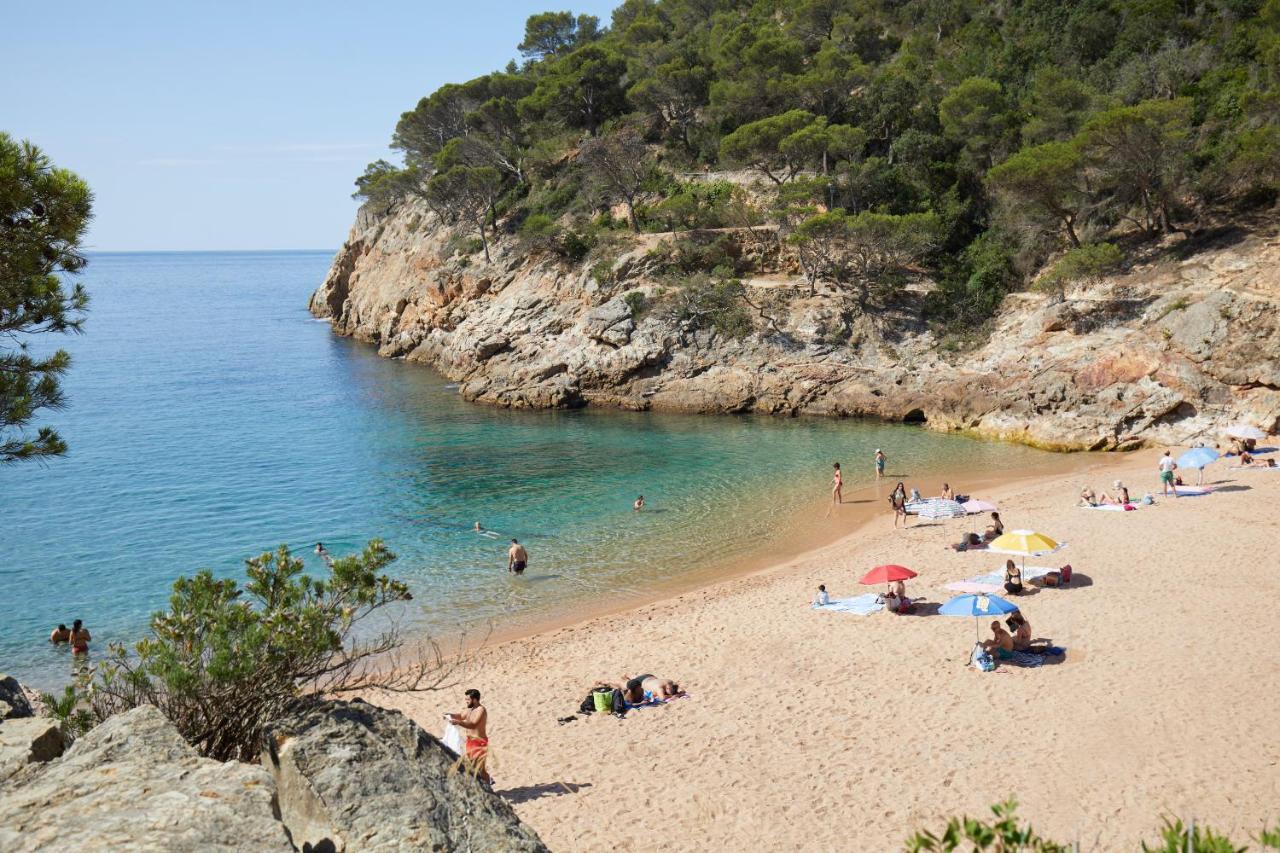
[[1225, 425, 1266, 441], [917, 499, 967, 521]]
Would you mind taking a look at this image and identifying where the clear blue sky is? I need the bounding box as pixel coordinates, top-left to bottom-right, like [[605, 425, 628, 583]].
[[3, 1, 618, 251]]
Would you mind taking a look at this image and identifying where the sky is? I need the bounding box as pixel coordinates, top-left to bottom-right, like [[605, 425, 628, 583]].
[[3, 0, 618, 251]]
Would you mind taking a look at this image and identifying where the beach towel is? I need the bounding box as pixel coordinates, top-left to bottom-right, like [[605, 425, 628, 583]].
[[1003, 647, 1065, 667], [1228, 465, 1280, 471], [1173, 485, 1215, 496], [442, 722, 465, 755], [812, 593, 884, 615], [1080, 503, 1137, 512], [960, 567, 1053, 587]]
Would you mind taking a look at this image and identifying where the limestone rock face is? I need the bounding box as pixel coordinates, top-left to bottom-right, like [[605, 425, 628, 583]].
[[0, 705, 292, 852], [0, 717, 63, 783], [262, 698, 549, 853], [0, 674, 33, 719], [311, 200, 1280, 450]]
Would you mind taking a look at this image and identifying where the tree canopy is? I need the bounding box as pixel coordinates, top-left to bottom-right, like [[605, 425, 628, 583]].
[[354, 0, 1280, 323], [1, 133, 93, 464]]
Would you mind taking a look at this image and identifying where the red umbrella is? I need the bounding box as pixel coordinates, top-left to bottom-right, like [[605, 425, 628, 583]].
[[859, 564, 918, 585]]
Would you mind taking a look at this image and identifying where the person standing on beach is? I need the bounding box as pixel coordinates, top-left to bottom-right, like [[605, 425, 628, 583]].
[[874, 449, 886, 480], [890, 482, 909, 528], [1158, 450, 1178, 497], [831, 463, 843, 505], [448, 689, 490, 784], [508, 539, 528, 574]]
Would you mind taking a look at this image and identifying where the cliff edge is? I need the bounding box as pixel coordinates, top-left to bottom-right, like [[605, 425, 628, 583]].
[[311, 200, 1279, 451]]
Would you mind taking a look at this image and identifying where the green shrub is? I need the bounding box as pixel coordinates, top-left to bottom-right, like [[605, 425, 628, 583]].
[[659, 273, 753, 338], [622, 290, 648, 317], [519, 212, 562, 250], [1037, 242, 1124, 297], [559, 227, 597, 263], [89, 541, 460, 762]]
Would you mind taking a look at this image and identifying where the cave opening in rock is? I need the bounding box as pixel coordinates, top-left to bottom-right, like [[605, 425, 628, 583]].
[[903, 409, 927, 424]]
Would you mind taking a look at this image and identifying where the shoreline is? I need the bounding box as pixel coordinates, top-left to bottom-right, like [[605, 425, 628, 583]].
[[441, 448, 1116, 662], [371, 447, 1280, 851]]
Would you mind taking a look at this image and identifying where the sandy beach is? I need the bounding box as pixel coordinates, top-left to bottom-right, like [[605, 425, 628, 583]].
[[372, 449, 1280, 851]]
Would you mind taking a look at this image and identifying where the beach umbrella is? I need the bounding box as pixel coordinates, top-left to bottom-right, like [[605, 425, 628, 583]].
[[1177, 446, 1220, 485], [962, 499, 998, 514], [1224, 424, 1266, 441], [939, 593, 1020, 640], [860, 564, 918, 587], [988, 529, 1064, 574], [917, 498, 967, 521]]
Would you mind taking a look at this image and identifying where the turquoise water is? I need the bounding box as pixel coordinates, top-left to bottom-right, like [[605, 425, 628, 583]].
[[1, 251, 1055, 688]]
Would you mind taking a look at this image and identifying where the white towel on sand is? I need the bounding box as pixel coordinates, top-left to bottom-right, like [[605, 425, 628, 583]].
[[812, 593, 884, 615]]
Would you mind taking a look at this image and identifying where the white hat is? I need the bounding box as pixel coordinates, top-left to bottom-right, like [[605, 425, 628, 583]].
[[1114, 480, 1123, 488], [875, 448, 881, 453]]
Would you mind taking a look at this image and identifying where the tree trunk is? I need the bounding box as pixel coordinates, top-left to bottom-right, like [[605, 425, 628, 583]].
[[478, 224, 491, 263], [625, 199, 640, 233], [1064, 217, 1081, 248]]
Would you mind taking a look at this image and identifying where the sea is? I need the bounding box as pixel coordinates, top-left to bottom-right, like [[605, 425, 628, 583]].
[[0, 251, 1060, 688]]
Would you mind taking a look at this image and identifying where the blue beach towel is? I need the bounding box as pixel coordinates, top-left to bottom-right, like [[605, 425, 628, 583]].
[[1003, 647, 1066, 668], [812, 593, 884, 615]]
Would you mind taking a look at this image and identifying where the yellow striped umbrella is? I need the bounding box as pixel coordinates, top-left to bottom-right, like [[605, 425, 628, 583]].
[[988, 530, 1062, 556], [987, 529, 1064, 573]]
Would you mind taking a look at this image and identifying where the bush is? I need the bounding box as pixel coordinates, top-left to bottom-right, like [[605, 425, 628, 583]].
[[622, 290, 648, 317], [89, 541, 462, 762], [519, 212, 562, 250], [1036, 242, 1124, 298], [659, 273, 753, 338], [906, 800, 1280, 852], [559, 227, 597, 263]]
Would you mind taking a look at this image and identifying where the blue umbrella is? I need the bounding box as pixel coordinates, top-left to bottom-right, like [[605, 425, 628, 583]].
[[940, 593, 1020, 640], [1177, 447, 1220, 484]]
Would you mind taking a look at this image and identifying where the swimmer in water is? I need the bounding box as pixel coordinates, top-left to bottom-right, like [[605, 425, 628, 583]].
[[634, 495, 644, 511], [314, 542, 333, 567]]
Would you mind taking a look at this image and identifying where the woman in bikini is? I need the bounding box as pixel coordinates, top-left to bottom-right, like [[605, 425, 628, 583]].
[[1003, 560, 1023, 595], [890, 482, 908, 528], [831, 463, 843, 505]]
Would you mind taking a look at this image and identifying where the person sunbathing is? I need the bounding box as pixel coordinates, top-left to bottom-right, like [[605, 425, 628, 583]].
[[981, 621, 1015, 659], [639, 675, 684, 700], [885, 579, 913, 613], [1078, 487, 1098, 507], [1007, 612, 1054, 654], [940, 483, 954, 500], [1098, 480, 1130, 505], [983, 512, 1003, 541], [951, 532, 985, 551], [1003, 560, 1024, 595]]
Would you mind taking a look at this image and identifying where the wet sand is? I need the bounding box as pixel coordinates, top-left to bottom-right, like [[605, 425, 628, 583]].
[[372, 449, 1280, 851]]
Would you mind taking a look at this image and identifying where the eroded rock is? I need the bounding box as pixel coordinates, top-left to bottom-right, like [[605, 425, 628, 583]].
[[0, 706, 291, 852], [262, 699, 549, 853]]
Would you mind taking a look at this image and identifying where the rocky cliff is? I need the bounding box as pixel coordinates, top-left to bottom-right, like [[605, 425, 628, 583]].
[[311, 199, 1280, 450]]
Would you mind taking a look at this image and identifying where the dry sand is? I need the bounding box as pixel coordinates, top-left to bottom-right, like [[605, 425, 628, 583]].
[[373, 450, 1280, 851]]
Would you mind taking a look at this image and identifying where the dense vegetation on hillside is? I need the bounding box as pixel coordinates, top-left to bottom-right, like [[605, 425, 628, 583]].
[[356, 0, 1280, 331]]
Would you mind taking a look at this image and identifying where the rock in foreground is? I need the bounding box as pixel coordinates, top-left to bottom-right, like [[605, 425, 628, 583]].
[[0, 674, 34, 719], [263, 698, 549, 853], [0, 705, 292, 852]]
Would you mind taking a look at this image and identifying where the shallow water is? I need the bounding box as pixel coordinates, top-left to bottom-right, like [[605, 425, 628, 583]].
[[1, 251, 1057, 687]]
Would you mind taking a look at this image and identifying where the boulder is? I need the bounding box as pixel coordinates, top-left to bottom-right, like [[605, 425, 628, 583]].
[[0, 674, 33, 719], [0, 717, 63, 782], [0, 705, 292, 852], [262, 699, 549, 853]]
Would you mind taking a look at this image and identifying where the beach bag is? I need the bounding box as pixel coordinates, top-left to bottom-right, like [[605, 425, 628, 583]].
[[970, 644, 996, 672], [1059, 564, 1072, 585], [592, 688, 613, 714]]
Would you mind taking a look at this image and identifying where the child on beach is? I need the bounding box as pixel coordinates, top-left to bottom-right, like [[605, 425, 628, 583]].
[[814, 584, 830, 606]]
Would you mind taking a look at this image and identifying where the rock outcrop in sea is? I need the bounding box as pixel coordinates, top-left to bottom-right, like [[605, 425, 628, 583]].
[[310, 199, 1279, 451], [0, 680, 549, 852]]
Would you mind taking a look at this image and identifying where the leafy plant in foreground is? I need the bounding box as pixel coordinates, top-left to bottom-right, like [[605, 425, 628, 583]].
[[90, 540, 465, 762]]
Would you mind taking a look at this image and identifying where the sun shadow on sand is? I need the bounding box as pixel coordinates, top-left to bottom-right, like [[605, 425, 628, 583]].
[[1211, 484, 1252, 493], [500, 781, 593, 804], [1029, 573, 1094, 589]]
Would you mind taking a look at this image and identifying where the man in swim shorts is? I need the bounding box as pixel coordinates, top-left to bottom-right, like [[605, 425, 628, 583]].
[[1158, 450, 1178, 497], [982, 620, 1015, 659], [508, 539, 528, 574], [448, 688, 490, 784]]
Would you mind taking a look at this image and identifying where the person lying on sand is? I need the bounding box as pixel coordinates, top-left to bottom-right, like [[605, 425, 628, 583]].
[[1078, 487, 1098, 507], [951, 532, 985, 551], [607, 675, 685, 703], [981, 621, 1015, 660]]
